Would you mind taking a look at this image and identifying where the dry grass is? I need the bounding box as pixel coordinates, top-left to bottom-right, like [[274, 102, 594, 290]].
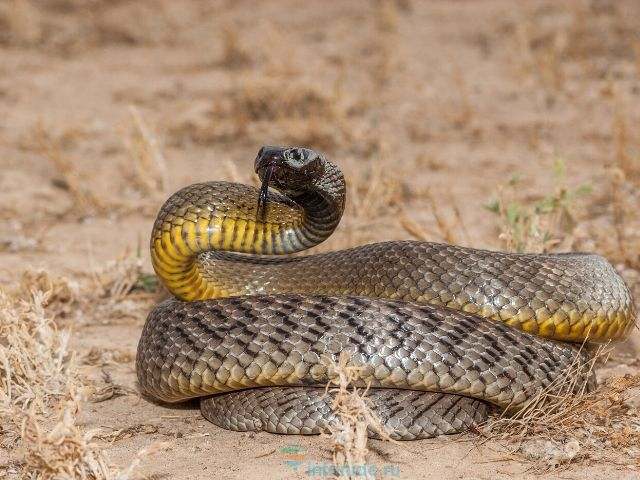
[[368, 0, 400, 90], [11, 258, 157, 326], [18, 111, 168, 221], [0, 0, 43, 47], [348, 163, 403, 222], [16, 270, 81, 320], [326, 352, 394, 480], [0, 222, 43, 254], [122, 107, 167, 198], [82, 251, 161, 326], [478, 108, 640, 465], [486, 344, 601, 436], [485, 160, 591, 253], [223, 79, 337, 120], [2, 0, 639, 477], [81, 347, 134, 369], [508, 2, 640, 90], [319, 151, 469, 252], [448, 66, 475, 130], [0, 284, 166, 478], [168, 77, 349, 150], [91, 252, 158, 302], [486, 362, 640, 469], [0, 290, 75, 418], [604, 103, 640, 269], [564, 2, 640, 63], [400, 189, 469, 245], [32, 123, 106, 218], [483, 148, 640, 468], [217, 24, 252, 69], [20, 388, 168, 479], [21, 389, 110, 479], [575, 98, 640, 305], [0, 0, 180, 54], [163, 1, 409, 156], [516, 20, 567, 93], [219, 78, 345, 148], [0, 263, 163, 480]]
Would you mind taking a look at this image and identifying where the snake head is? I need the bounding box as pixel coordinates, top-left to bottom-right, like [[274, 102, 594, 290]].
[[254, 146, 325, 216]]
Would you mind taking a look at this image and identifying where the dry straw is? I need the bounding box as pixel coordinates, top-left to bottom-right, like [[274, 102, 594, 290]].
[[124, 106, 167, 197], [0, 287, 167, 478], [0, 290, 74, 416], [33, 123, 106, 217], [484, 343, 640, 468], [325, 352, 395, 480]]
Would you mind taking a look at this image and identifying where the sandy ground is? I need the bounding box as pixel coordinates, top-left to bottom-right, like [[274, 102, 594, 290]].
[[1, 0, 640, 478]]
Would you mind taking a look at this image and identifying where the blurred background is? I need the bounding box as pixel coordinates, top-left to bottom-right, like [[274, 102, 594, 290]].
[[1, 1, 640, 477], [3, 0, 640, 308]]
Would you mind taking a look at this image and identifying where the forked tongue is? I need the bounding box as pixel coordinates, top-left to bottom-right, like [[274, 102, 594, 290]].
[[257, 163, 275, 218]]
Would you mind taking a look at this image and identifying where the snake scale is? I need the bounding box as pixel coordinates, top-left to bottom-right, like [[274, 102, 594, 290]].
[[136, 146, 635, 440]]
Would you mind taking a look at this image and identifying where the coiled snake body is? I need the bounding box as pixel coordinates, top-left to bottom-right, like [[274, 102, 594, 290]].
[[136, 146, 635, 439]]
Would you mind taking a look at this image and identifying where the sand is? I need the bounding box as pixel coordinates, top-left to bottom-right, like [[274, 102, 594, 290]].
[[1, 0, 639, 478]]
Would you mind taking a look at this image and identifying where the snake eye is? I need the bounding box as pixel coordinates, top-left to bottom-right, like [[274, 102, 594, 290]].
[[283, 147, 322, 169], [284, 147, 306, 165]]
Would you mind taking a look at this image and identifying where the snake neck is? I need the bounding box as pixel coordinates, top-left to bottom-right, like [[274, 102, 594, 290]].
[[285, 159, 346, 240], [150, 160, 346, 301]]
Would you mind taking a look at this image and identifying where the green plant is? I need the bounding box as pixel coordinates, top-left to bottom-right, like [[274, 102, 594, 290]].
[[485, 159, 592, 253]]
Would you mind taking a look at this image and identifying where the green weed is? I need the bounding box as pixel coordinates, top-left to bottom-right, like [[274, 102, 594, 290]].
[[485, 159, 591, 253]]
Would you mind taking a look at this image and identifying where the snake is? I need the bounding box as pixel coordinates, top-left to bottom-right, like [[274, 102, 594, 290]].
[[136, 146, 635, 440]]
